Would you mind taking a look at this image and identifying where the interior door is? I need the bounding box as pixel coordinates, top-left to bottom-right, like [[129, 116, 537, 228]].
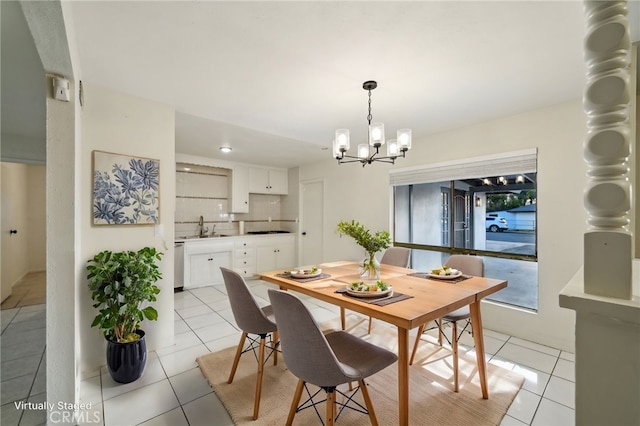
[[301, 180, 324, 266]]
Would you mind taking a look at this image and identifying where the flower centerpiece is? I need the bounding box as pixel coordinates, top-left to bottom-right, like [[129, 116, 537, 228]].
[[337, 220, 391, 279]]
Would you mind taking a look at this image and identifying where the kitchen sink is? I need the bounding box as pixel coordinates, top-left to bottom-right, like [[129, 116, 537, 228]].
[[183, 234, 228, 239]]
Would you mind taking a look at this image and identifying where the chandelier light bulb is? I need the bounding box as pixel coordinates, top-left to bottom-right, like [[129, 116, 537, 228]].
[[358, 144, 369, 159], [387, 140, 399, 157], [369, 123, 385, 147], [335, 129, 350, 150], [397, 129, 412, 150]]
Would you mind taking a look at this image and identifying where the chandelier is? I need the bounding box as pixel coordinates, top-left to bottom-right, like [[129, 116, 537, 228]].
[[333, 80, 411, 166]]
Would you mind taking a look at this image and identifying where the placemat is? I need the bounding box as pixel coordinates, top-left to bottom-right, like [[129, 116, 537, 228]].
[[409, 272, 471, 284], [275, 272, 331, 283], [335, 288, 414, 306]]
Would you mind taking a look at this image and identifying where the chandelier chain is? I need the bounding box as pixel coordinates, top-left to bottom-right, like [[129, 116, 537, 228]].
[[367, 89, 373, 125]]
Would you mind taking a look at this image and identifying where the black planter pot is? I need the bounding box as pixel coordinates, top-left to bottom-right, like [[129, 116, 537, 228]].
[[106, 330, 147, 384]]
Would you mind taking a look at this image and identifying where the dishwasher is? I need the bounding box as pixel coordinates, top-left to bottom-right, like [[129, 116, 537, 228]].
[[174, 242, 184, 291]]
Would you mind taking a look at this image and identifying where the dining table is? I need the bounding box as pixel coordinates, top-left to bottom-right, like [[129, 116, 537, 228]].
[[259, 260, 507, 426]]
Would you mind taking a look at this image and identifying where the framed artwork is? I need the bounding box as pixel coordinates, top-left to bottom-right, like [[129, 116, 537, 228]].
[[92, 150, 160, 225]]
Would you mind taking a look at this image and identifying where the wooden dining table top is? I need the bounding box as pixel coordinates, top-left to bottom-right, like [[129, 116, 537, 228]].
[[259, 261, 507, 331]]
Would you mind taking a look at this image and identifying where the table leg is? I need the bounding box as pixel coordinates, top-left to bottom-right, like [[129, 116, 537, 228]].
[[397, 326, 409, 425], [469, 300, 489, 399]]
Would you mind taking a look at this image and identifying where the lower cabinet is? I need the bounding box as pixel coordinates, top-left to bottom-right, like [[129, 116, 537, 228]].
[[234, 238, 257, 278], [184, 241, 234, 289], [183, 234, 296, 286], [255, 236, 296, 272]]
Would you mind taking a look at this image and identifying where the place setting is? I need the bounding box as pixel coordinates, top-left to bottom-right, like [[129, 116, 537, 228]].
[[335, 279, 414, 306], [409, 265, 472, 284], [276, 266, 331, 283]]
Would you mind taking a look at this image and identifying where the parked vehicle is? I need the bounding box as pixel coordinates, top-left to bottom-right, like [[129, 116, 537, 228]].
[[486, 216, 508, 232]]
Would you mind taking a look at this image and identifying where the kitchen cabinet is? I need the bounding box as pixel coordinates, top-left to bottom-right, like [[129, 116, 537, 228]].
[[248, 167, 288, 195], [255, 235, 296, 272], [233, 238, 256, 277], [181, 234, 296, 285], [184, 240, 234, 288], [230, 165, 249, 213]]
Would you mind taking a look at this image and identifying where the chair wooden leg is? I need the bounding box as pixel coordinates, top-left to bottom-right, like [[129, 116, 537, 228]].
[[228, 332, 247, 383], [326, 389, 336, 426], [286, 379, 305, 426], [451, 321, 459, 392], [359, 380, 379, 426], [409, 324, 426, 365], [368, 316, 373, 334], [437, 319, 443, 346], [272, 331, 279, 366], [252, 336, 266, 420], [340, 307, 346, 330]]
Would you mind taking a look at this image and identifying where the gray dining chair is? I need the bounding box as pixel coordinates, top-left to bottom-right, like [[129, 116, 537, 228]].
[[409, 254, 484, 392], [341, 247, 411, 333], [220, 267, 279, 420], [268, 289, 398, 426]]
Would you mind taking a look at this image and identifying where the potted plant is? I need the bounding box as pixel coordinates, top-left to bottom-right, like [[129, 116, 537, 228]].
[[337, 220, 391, 279], [87, 247, 163, 383]]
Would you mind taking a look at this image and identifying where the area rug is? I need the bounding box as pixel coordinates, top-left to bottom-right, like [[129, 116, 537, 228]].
[[196, 318, 523, 425]]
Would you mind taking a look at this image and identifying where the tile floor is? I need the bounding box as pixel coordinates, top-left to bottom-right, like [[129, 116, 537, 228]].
[[1, 279, 575, 425]]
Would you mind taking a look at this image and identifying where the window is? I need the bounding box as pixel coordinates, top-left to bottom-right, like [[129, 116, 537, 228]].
[[390, 149, 538, 311]]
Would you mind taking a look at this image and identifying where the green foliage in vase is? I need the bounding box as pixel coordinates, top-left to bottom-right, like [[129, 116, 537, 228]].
[[87, 247, 163, 343], [336, 220, 391, 256]]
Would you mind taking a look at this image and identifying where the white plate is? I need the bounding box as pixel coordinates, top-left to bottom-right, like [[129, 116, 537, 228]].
[[290, 270, 322, 279], [428, 271, 462, 280], [346, 287, 393, 298]]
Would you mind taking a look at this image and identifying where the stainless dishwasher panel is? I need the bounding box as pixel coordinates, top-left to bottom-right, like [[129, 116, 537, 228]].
[[174, 242, 185, 290]]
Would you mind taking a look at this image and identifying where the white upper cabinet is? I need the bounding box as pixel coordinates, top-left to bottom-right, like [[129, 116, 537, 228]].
[[248, 167, 288, 195], [230, 165, 249, 213]]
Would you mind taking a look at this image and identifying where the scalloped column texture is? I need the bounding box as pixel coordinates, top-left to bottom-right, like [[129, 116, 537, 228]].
[[582, 0, 632, 299]]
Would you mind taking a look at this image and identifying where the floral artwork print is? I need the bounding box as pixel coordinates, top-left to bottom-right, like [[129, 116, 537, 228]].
[[92, 151, 160, 225]]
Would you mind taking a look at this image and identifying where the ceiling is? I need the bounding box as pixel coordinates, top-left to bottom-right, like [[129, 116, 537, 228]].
[[3, 1, 604, 168]]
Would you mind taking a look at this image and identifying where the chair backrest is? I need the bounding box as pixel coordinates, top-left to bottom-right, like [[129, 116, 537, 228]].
[[380, 247, 411, 268], [267, 289, 353, 387], [220, 267, 276, 335], [444, 255, 484, 277]]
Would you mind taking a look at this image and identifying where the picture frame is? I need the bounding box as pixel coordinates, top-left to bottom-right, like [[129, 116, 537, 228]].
[[92, 150, 160, 225]]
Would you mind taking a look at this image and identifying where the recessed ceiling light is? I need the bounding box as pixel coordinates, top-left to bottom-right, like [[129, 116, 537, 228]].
[[219, 146, 232, 153]]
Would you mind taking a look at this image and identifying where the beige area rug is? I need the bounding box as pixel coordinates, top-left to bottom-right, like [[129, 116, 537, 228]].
[[197, 317, 524, 425]]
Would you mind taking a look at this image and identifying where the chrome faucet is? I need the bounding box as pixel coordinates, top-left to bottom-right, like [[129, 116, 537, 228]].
[[198, 216, 205, 237]]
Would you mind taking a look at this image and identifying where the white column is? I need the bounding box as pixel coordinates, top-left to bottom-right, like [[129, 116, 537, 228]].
[[582, 0, 633, 299]]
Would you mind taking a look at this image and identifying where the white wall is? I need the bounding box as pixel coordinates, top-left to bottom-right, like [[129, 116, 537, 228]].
[[79, 83, 175, 376], [27, 164, 46, 271], [299, 99, 586, 351]]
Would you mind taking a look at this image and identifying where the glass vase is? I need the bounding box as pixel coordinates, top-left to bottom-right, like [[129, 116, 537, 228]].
[[359, 253, 380, 280]]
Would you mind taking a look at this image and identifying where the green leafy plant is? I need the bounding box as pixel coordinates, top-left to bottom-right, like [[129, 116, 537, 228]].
[[336, 220, 391, 255], [87, 247, 163, 343]]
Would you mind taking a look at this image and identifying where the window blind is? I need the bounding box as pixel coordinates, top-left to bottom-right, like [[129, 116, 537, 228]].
[[388, 148, 537, 186]]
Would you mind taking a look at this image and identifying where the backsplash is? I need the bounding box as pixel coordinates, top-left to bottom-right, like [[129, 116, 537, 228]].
[[175, 162, 295, 239]]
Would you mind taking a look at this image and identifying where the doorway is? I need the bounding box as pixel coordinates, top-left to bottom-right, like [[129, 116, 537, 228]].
[[300, 180, 324, 266]]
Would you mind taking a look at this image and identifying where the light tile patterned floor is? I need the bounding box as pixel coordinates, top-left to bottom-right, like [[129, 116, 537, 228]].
[[1, 279, 575, 425]]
